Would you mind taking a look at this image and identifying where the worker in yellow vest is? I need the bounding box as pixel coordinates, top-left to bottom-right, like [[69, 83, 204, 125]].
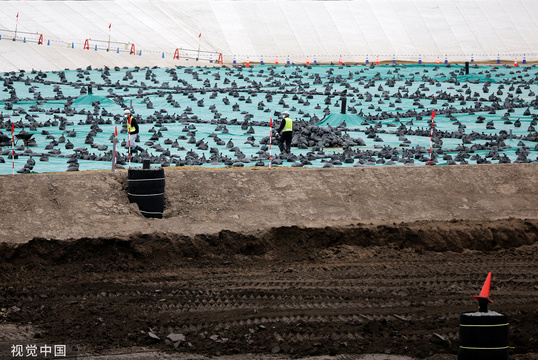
[[124, 109, 144, 152], [277, 110, 293, 154]]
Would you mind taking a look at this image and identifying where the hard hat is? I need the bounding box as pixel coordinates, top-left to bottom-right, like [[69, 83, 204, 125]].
[[124, 109, 131, 115], [283, 111, 289, 116]]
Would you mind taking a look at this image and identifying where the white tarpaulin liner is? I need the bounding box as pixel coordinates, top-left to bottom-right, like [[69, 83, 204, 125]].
[[0, 0, 537, 71]]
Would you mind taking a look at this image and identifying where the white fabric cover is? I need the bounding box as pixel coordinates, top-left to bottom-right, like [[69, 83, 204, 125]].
[[0, 0, 536, 71]]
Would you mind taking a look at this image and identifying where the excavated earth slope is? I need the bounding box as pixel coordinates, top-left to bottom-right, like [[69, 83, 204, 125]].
[[0, 164, 537, 244], [0, 164, 537, 359]]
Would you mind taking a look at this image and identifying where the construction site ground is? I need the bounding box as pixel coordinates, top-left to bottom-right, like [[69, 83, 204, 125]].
[[0, 164, 537, 359]]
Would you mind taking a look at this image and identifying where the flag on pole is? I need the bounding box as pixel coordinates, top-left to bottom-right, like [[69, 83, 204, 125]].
[[196, 33, 202, 61], [15, 12, 19, 40], [428, 109, 435, 165], [114, 126, 118, 170], [107, 23, 112, 52], [11, 122, 15, 175], [127, 115, 132, 169], [269, 117, 273, 170]]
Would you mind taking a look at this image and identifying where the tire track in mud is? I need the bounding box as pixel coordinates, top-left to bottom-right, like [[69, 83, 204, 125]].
[[0, 220, 537, 359]]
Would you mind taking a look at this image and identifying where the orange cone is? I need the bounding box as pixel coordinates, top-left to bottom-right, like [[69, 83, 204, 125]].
[[306, 55, 310, 66], [339, 55, 342, 66], [375, 55, 379, 66], [275, 55, 279, 65], [436, 56, 440, 65], [473, 272, 493, 304], [514, 57, 518, 67]]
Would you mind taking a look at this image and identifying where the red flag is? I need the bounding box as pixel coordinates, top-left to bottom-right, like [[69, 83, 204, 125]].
[[431, 109, 436, 120], [109, 23, 111, 29], [199, 33, 201, 38], [115, 126, 118, 137], [11, 122, 14, 135], [270, 117, 272, 127], [16, 12, 19, 19]]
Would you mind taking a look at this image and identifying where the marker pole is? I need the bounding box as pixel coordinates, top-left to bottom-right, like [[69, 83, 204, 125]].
[[14, 12, 19, 41], [127, 116, 132, 169], [107, 23, 111, 51], [196, 33, 201, 61], [428, 109, 436, 166], [11, 122, 15, 175], [269, 117, 272, 170], [112, 126, 117, 171], [128, 101, 134, 169], [115, 126, 118, 170]]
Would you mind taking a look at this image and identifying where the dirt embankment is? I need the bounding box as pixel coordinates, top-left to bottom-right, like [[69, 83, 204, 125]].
[[0, 163, 537, 244], [1, 218, 537, 268]]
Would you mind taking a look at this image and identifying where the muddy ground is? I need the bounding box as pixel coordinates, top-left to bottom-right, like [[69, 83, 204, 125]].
[[1, 219, 537, 359]]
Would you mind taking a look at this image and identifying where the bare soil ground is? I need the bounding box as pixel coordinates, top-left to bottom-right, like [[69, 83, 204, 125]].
[[1, 219, 537, 359]]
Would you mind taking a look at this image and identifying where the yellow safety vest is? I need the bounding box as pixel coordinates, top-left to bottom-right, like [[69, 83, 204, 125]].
[[127, 116, 136, 133], [283, 117, 293, 132]]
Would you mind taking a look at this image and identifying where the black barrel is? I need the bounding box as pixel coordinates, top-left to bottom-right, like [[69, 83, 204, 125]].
[[458, 312, 509, 360], [340, 96, 347, 114], [127, 168, 165, 218]]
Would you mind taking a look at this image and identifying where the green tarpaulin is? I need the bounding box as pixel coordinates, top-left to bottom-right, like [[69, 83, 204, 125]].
[[72, 94, 114, 106], [315, 113, 366, 128]]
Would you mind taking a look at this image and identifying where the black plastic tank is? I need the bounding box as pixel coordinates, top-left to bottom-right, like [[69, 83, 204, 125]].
[[458, 312, 509, 360], [127, 167, 165, 218]]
